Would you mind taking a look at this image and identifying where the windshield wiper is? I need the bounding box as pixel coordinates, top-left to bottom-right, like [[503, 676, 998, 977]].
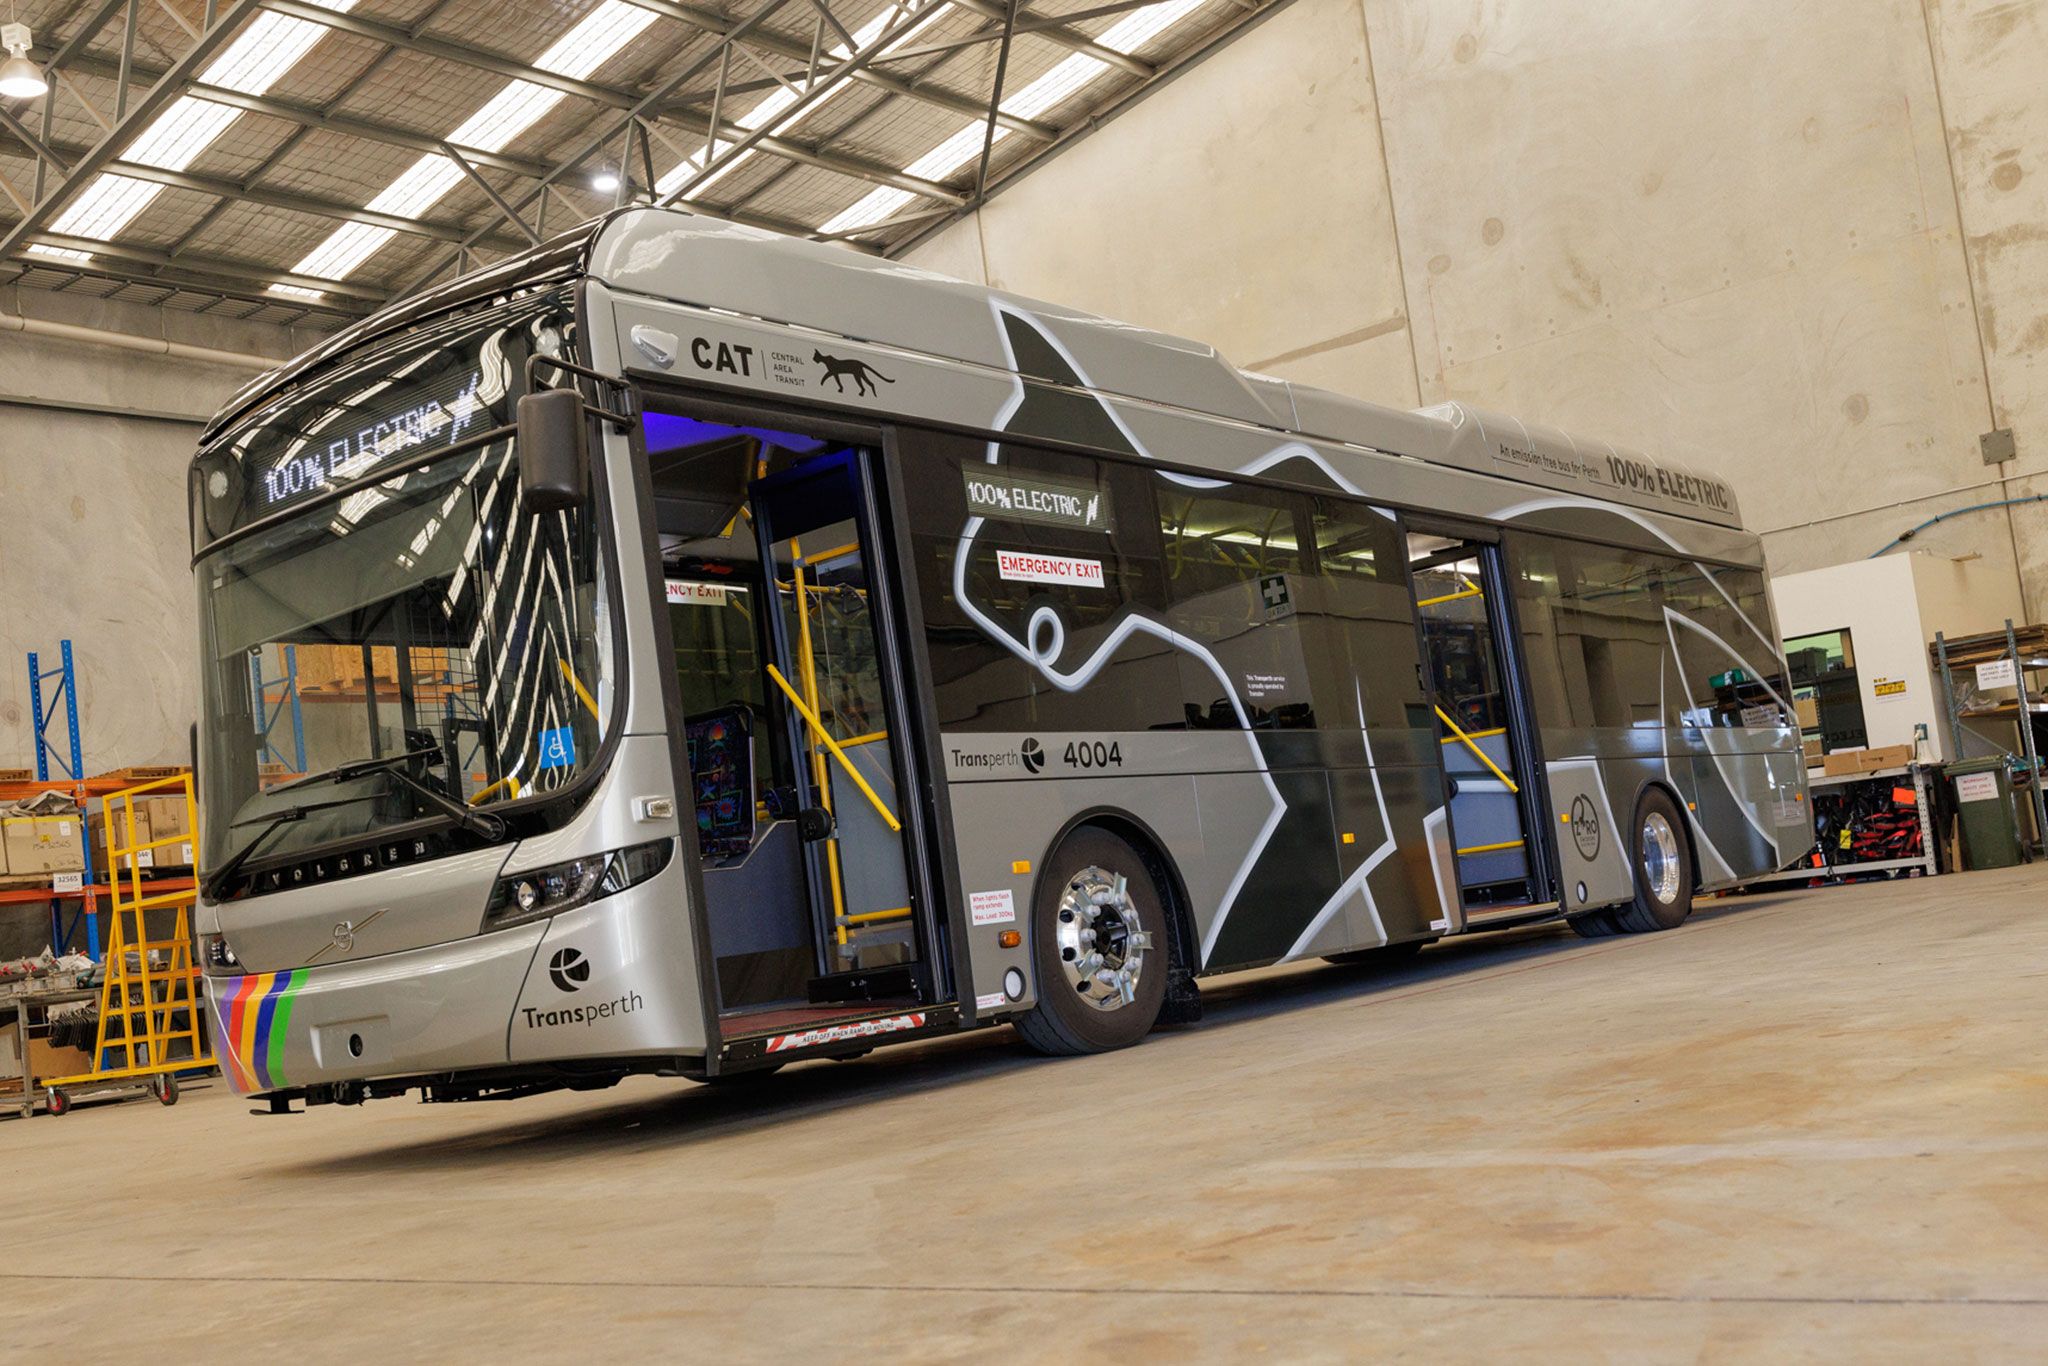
[[201, 793, 380, 902], [267, 743, 443, 796], [272, 742, 508, 843], [374, 763, 508, 843]]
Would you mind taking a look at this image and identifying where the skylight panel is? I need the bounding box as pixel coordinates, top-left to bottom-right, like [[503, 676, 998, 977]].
[[655, 1, 953, 202], [41, 1, 360, 263], [819, 0, 1208, 238], [276, 1, 660, 292]]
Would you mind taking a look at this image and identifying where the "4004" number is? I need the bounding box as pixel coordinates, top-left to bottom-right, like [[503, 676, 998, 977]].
[[1063, 739, 1123, 769]]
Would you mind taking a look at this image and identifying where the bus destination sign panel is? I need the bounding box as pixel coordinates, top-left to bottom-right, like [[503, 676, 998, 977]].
[[249, 364, 490, 513]]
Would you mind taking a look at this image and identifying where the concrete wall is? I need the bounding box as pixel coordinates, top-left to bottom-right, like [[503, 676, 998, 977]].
[[0, 289, 324, 773], [909, 0, 2048, 620]]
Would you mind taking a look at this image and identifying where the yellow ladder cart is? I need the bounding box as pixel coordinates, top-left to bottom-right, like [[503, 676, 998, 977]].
[[41, 774, 214, 1115]]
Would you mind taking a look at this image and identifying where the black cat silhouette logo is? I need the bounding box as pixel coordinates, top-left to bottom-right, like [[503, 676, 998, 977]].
[[813, 350, 895, 397]]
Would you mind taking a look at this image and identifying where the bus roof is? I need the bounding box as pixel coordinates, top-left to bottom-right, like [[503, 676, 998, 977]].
[[207, 207, 1745, 532]]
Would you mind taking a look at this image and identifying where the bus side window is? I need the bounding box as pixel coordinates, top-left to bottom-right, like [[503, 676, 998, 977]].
[[1307, 500, 1427, 733], [1156, 482, 1316, 729]]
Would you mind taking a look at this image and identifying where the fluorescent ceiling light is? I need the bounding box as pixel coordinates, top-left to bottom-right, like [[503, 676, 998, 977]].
[[819, 0, 1206, 238], [42, 1, 360, 264], [278, 1, 658, 290], [654, 0, 952, 203]]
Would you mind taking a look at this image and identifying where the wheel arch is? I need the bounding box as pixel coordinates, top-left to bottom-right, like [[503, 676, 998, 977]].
[[1037, 806, 1200, 980]]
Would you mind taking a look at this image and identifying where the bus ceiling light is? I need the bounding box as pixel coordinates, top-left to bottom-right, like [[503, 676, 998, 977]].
[[484, 839, 673, 932], [0, 25, 47, 101]]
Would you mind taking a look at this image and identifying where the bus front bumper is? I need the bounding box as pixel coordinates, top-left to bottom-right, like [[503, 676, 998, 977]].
[[205, 922, 549, 1096]]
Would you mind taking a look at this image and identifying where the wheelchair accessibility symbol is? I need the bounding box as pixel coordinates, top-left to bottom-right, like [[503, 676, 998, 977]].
[[539, 726, 577, 771]]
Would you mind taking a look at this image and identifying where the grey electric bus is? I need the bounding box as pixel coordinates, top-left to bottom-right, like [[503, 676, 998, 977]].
[[191, 207, 1807, 1106]]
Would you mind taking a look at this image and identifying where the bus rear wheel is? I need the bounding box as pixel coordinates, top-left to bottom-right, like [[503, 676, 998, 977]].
[[1014, 828, 1169, 1057]]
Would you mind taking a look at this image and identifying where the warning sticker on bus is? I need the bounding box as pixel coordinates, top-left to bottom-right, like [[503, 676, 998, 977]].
[[996, 550, 1104, 588], [970, 889, 1017, 925]]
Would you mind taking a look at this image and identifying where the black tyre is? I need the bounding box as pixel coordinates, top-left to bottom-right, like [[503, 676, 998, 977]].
[[45, 1089, 71, 1116], [1610, 789, 1695, 933], [1014, 828, 1170, 1056], [1324, 937, 1433, 968], [155, 1073, 180, 1106], [1567, 908, 1623, 939]]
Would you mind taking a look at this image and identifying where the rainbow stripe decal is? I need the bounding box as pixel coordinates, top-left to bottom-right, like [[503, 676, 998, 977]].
[[214, 970, 308, 1093]]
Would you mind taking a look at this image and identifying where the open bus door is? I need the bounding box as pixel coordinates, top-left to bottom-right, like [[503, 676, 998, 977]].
[[643, 408, 956, 1070], [748, 450, 941, 1005], [1407, 527, 1559, 926]]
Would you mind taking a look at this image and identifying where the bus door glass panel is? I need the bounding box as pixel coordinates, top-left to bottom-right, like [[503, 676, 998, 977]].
[[644, 409, 854, 1010], [1409, 534, 1535, 907], [752, 452, 919, 984]]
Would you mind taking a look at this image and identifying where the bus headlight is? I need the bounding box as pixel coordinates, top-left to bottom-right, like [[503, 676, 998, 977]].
[[200, 932, 241, 973], [484, 839, 673, 932]]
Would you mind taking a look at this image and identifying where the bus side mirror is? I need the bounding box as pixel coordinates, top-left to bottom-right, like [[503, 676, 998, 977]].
[[516, 388, 589, 513]]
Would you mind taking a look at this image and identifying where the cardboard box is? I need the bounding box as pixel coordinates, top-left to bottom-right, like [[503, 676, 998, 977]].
[[91, 807, 156, 877], [26, 1036, 93, 1085], [1821, 749, 1866, 777], [134, 794, 192, 840], [1794, 696, 1820, 730], [295, 643, 452, 692], [1802, 738, 1824, 767], [1860, 744, 1915, 772], [2, 816, 85, 875]]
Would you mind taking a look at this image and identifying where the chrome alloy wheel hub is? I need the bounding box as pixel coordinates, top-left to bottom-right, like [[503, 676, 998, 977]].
[[1641, 812, 1683, 905], [1053, 865, 1153, 1012]]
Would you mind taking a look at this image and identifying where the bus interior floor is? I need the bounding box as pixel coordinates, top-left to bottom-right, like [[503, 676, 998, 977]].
[[10, 865, 2048, 1358]]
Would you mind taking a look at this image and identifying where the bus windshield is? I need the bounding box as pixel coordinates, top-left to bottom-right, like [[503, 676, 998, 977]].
[[191, 291, 616, 882]]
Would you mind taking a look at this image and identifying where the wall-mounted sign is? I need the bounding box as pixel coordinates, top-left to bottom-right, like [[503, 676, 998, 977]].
[[1871, 677, 1907, 701]]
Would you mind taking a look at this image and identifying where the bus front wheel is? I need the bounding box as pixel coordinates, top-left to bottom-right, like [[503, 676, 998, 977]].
[[1014, 828, 1169, 1056], [1587, 788, 1695, 936]]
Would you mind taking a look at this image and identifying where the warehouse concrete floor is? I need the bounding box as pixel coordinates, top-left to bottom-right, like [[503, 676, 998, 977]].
[[7, 866, 2047, 1361]]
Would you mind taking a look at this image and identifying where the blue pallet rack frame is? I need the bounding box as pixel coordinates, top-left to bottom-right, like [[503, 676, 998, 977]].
[[13, 641, 101, 959]]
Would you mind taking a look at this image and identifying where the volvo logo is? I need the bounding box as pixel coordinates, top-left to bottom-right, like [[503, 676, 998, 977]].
[[1570, 795, 1602, 860], [1019, 737, 1045, 774], [549, 947, 591, 993]]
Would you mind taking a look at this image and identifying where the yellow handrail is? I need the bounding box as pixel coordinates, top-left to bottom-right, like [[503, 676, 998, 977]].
[[790, 549, 849, 946], [1416, 584, 1483, 608], [765, 663, 903, 833], [1457, 839, 1526, 856], [842, 907, 911, 925], [556, 659, 601, 721], [1434, 704, 1519, 793], [468, 775, 523, 806], [1439, 726, 1506, 744]]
